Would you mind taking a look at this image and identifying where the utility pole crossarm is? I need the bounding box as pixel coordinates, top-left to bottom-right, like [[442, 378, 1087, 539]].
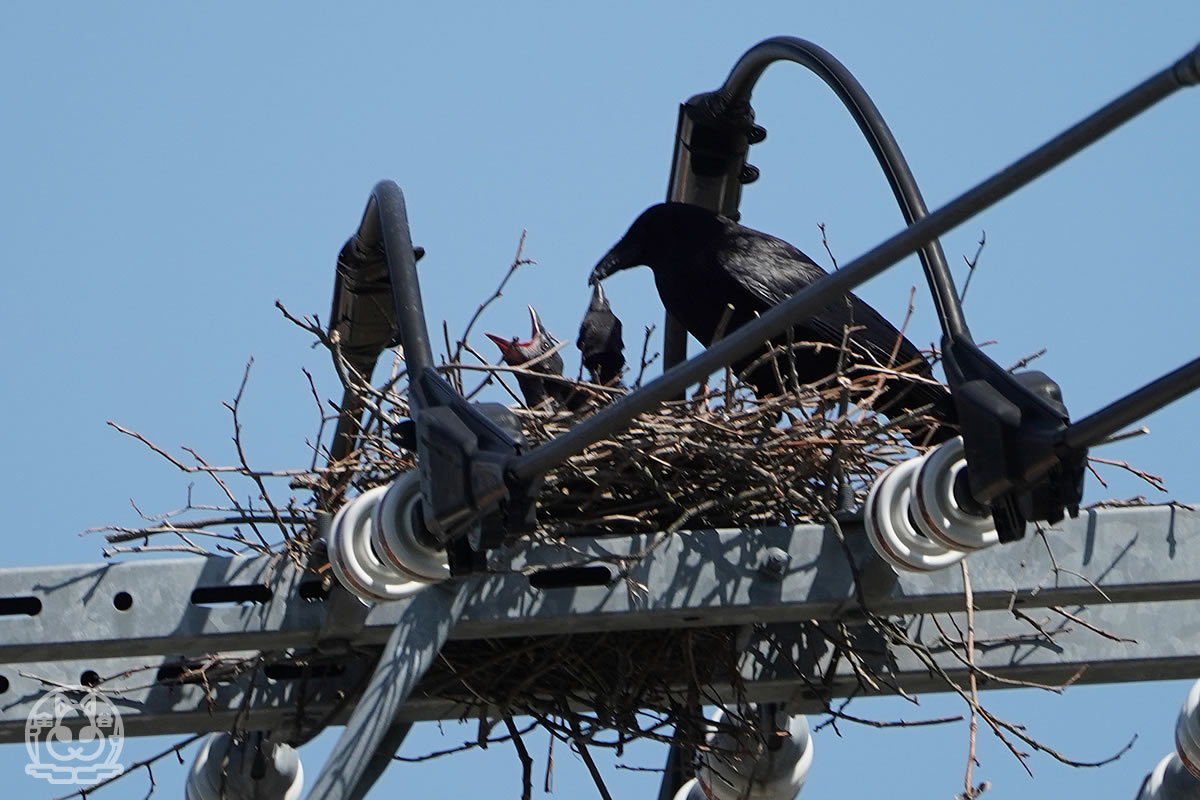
[[1, 506, 1196, 666], [1, 506, 1197, 746], [2, 598, 1198, 743]]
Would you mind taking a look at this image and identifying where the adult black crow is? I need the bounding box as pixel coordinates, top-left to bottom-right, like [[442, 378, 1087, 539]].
[[576, 282, 625, 387], [486, 306, 575, 409], [589, 202, 955, 443]]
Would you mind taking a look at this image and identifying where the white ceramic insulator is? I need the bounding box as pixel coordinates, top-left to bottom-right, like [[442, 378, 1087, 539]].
[[185, 734, 303, 800], [697, 707, 813, 800], [327, 485, 429, 603], [671, 778, 707, 800], [1138, 752, 1200, 799], [909, 436, 999, 552], [1176, 679, 1200, 782], [372, 472, 451, 583], [865, 458, 966, 573]]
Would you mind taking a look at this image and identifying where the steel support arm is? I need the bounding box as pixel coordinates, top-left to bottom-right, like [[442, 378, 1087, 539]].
[[1, 506, 1197, 667], [0, 506, 1197, 743], [2, 597, 1198, 744], [305, 579, 479, 800]]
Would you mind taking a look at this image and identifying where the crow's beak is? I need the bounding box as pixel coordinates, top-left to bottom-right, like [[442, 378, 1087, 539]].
[[587, 281, 609, 311], [588, 240, 634, 286], [485, 331, 516, 358], [527, 305, 548, 341]]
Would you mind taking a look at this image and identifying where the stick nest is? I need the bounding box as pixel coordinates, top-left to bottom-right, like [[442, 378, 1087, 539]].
[[93, 237, 1162, 795], [342, 357, 946, 541], [102, 298, 956, 770]]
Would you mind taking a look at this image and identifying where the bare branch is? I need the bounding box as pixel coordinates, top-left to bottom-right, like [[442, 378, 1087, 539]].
[[959, 230, 986, 304]]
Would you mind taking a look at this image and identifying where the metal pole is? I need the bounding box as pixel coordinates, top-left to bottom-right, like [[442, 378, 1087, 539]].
[[662, 315, 690, 378], [1064, 355, 1200, 451], [345, 721, 414, 800], [306, 579, 480, 799], [656, 727, 695, 800], [511, 43, 1199, 482]]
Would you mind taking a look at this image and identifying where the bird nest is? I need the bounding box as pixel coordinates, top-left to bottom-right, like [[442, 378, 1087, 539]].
[[340, 346, 948, 540], [103, 305, 953, 773], [101, 304, 1158, 796], [520, 382, 936, 536], [317, 338, 949, 751], [96, 252, 1159, 796]]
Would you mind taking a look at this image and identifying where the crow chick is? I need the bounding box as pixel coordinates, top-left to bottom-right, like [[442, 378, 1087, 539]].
[[577, 282, 625, 387], [486, 306, 574, 409], [590, 202, 955, 443]]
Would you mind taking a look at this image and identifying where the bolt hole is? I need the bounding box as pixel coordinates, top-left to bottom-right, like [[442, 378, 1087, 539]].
[[528, 566, 614, 590], [190, 584, 272, 607], [0, 675, 8, 694], [113, 592, 133, 611], [80, 670, 100, 688], [0, 596, 42, 617]]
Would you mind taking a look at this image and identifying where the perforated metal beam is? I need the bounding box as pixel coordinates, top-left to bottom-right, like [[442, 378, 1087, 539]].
[[1, 596, 1198, 744], [0, 505, 1196, 744], [0, 506, 1196, 667]]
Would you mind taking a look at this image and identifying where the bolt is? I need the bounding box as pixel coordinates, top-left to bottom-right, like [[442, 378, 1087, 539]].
[[759, 547, 791, 580]]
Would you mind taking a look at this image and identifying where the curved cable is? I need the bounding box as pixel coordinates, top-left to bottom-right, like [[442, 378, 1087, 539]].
[[720, 36, 970, 341]]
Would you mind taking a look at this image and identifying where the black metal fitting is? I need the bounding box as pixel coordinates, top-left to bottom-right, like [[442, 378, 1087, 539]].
[[406, 369, 537, 559], [329, 181, 542, 574], [666, 91, 765, 222], [943, 341, 1086, 542], [330, 242, 425, 380]]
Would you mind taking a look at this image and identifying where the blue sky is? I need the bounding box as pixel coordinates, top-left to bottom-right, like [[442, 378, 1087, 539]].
[[2, 3, 1199, 798]]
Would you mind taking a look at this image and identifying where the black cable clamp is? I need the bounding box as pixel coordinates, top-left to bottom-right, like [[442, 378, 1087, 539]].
[[942, 339, 1086, 542], [330, 181, 539, 575]]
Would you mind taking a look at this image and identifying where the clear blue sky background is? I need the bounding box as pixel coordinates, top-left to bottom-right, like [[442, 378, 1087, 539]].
[[2, 3, 1198, 798]]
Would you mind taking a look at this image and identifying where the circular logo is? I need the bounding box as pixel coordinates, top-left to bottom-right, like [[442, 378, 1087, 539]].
[[25, 688, 124, 785]]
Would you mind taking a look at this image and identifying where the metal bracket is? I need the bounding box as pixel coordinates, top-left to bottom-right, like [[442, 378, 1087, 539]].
[[2, 507, 1199, 745]]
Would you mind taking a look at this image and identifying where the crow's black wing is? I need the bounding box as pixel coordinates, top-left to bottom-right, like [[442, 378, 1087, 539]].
[[718, 227, 828, 305], [720, 225, 927, 370]]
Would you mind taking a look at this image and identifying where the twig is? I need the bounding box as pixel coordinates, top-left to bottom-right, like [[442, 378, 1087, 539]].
[[635, 324, 659, 388], [1096, 426, 1150, 447], [1050, 606, 1137, 643], [959, 230, 986, 304], [393, 721, 539, 761], [53, 734, 201, 799], [960, 560, 989, 799], [818, 222, 839, 270], [504, 716, 535, 800], [180, 447, 271, 550], [1007, 348, 1047, 373], [452, 230, 534, 365], [1087, 456, 1168, 493], [569, 713, 615, 800]]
